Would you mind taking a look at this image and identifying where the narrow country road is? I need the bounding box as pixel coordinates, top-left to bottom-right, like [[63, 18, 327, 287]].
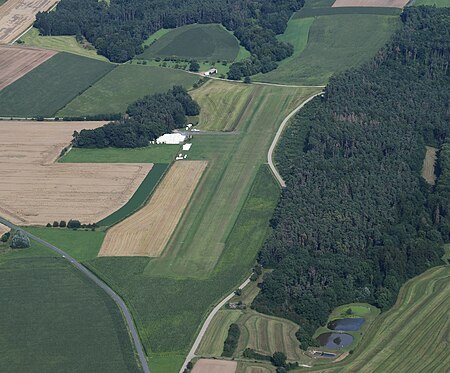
[[268, 91, 324, 188], [179, 277, 252, 373], [0, 216, 150, 373]]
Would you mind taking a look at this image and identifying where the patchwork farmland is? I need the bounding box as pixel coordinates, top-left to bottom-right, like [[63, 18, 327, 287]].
[[0, 121, 152, 225], [100, 160, 207, 257], [0, 45, 55, 89]]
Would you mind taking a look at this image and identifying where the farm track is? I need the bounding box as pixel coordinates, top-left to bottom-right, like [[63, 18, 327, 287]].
[[0, 216, 150, 373]]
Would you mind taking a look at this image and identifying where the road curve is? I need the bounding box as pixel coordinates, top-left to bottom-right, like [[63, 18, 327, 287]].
[[179, 277, 252, 373], [268, 91, 324, 188], [0, 216, 150, 373]]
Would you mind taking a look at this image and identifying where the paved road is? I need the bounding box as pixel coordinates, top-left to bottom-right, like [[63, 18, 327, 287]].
[[0, 216, 150, 373], [179, 277, 251, 373], [268, 91, 324, 188]]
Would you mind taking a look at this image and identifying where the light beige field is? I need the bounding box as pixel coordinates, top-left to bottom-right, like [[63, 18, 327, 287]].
[[422, 146, 437, 185], [0, 45, 55, 89], [192, 359, 237, 373], [0, 223, 9, 236], [0, 121, 152, 225], [332, 0, 409, 7], [0, 0, 59, 44], [99, 160, 207, 257]]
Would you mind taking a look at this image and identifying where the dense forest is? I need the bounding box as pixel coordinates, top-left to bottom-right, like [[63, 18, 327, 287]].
[[34, 0, 303, 77], [73, 86, 199, 148], [254, 7, 450, 349]]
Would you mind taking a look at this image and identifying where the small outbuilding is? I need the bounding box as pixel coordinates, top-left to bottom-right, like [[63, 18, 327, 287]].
[[204, 68, 218, 76], [156, 133, 186, 145], [182, 143, 192, 151]]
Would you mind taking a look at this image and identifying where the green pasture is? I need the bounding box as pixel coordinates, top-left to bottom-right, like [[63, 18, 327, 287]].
[[60, 145, 179, 164], [0, 243, 139, 373], [294, 6, 401, 17], [253, 14, 399, 85], [0, 53, 114, 117], [58, 65, 198, 116], [18, 28, 108, 61], [412, 0, 450, 6], [139, 24, 240, 61], [303, 266, 450, 372]]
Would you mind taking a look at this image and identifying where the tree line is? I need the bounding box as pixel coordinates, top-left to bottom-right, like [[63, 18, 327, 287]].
[[34, 0, 304, 78], [253, 7, 450, 349]]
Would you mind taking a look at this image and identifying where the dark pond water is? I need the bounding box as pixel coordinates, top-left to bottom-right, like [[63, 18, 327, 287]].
[[317, 332, 353, 349], [327, 318, 365, 331]]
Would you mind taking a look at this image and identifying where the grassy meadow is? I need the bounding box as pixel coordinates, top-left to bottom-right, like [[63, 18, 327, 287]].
[[58, 65, 199, 116], [0, 53, 114, 117], [18, 28, 108, 61], [412, 0, 450, 5], [139, 24, 240, 61]]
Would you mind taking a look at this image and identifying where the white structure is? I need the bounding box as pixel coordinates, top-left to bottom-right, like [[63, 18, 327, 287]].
[[156, 133, 186, 145], [204, 68, 217, 76], [182, 143, 192, 151]]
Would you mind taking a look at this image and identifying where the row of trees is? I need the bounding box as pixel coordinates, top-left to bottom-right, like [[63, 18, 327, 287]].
[[73, 86, 199, 148], [34, 0, 304, 77], [253, 7, 450, 349]]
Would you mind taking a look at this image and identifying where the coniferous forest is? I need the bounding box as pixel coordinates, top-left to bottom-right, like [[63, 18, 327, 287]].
[[254, 7, 450, 349]]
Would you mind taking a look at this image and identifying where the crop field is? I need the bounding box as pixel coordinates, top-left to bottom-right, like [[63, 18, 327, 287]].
[[139, 24, 240, 61], [0, 53, 114, 117], [100, 161, 207, 257], [237, 364, 275, 373], [18, 27, 108, 61], [0, 247, 139, 372], [0, 0, 58, 43], [0, 45, 56, 90], [58, 65, 199, 116], [304, 266, 450, 373], [422, 146, 437, 185], [413, 0, 450, 5], [192, 359, 237, 373], [192, 80, 256, 131], [196, 310, 243, 356], [0, 223, 8, 236], [253, 14, 398, 85], [332, 0, 409, 7], [0, 120, 152, 225]]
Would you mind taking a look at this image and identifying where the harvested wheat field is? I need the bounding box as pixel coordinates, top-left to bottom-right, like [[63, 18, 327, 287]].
[[0, 0, 59, 44], [192, 359, 237, 373], [99, 160, 207, 257], [332, 0, 409, 7], [0, 121, 152, 225], [0, 45, 56, 89]]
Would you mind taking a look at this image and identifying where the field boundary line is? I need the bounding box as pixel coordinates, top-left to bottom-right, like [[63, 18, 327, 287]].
[[268, 91, 324, 187], [0, 216, 150, 373]]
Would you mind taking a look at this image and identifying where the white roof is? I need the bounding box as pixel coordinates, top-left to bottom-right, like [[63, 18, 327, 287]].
[[156, 133, 186, 144], [182, 143, 192, 151]]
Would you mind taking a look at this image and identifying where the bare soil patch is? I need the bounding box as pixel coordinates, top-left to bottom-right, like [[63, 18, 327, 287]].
[[99, 160, 207, 257], [422, 146, 437, 185], [0, 121, 152, 225], [192, 359, 237, 373], [0, 45, 55, 90], [332, 0, 409, 7], [0, 0, 59, 44]]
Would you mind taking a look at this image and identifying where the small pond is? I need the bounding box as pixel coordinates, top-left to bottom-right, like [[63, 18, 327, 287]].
[[327, 317, 365, 331], [317, 332, 353, 349]]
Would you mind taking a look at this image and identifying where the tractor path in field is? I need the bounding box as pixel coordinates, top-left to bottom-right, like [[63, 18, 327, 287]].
[[268, 91, 324, 188], [0, 216, 150, 373]]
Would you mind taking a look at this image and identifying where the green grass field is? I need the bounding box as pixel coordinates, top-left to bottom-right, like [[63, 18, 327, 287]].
[[139, 24, 240, 61], [294, 6, 401, 17], [18, 28, 108, 61], [0, 241, 139, 372], [58, 65, 199, 116], [0, 53, 114, 117], [60, 145, 179, 164], [412, 0, 450, 6], [301, 265, 450, 372], [253, 14, 399, 85]]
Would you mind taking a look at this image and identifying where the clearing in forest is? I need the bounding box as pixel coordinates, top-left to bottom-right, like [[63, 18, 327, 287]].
[[0, 121, 152, 226], [0, 45, 56, 90], [192, 359, 237, 373], [422, 146, 437, 185], [99, 161, 207, 257], [0, 0, 59, 44], [332, 0, 409, 7]]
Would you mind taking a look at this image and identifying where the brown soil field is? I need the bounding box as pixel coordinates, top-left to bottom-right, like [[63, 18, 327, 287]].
[[99, 160, 207, 257], [192, 359, 237, 373], [422, 146, 437, 185], [0, 45, 56, 89], [0, 121, 152, 225], [0, 0, 59, 44], [332, 0, 409, 7]]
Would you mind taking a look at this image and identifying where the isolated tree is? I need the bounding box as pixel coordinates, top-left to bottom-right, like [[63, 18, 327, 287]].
[[53, 221, 59, 227], [189, 60, 200, 72], [59, 220, 66, 228], [67, 219, 81, 229], [272, 352, 286, 367], [10, 231, 30, 249], [1, 232, 10, 243], [46, 223, 52, 228]]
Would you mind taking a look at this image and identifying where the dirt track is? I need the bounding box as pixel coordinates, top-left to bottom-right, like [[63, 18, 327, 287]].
[[0, 45, 56, 89], [0, 121, 152, 225], [0, 0, 59, 44], [99, 160, 207, 257], [191, 359, 237, 373], [332, 0, 409, 7]]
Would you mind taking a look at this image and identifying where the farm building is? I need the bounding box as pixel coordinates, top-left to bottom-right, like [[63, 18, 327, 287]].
[[156, 133, 186, 144], [182, 143, 192, 151], [204, 68, 217, 76]]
